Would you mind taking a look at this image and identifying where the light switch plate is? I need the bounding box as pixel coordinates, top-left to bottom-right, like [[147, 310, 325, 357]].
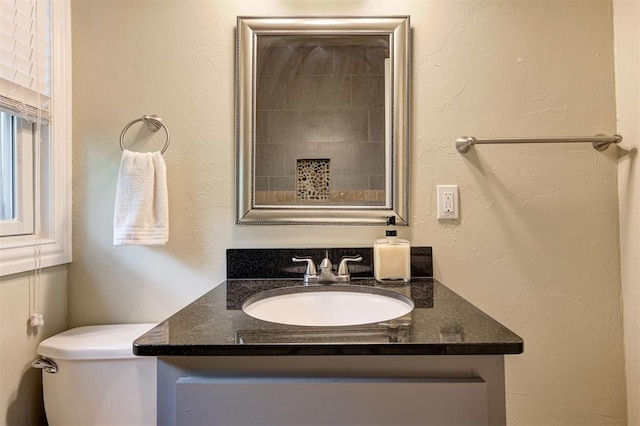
[[437, 185, 459, 220]]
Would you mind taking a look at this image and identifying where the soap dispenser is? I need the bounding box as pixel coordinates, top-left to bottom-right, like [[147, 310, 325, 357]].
[[373, 216, 411, 282]]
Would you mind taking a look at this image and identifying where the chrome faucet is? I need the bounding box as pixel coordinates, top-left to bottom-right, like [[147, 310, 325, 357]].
[[292, 253, 362, 284]]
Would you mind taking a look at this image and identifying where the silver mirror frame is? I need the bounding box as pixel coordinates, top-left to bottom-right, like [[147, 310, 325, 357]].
[[235, 16, 410, 225]]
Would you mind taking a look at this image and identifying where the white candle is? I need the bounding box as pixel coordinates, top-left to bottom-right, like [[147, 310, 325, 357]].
[[374, 240, 411, 282]]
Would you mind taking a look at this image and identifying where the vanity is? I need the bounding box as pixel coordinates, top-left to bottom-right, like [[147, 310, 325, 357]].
[[134, 248, 523, 426]]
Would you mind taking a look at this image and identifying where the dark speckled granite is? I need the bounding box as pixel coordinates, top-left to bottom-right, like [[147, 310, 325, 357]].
[[225, 279, 433, 311], [134, 278, 523, 356], [226, 247, 433, 279], [134, 247, 521, 357]]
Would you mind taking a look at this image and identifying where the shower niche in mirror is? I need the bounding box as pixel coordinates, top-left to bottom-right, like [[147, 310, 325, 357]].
[[236, 16, 410, 225]]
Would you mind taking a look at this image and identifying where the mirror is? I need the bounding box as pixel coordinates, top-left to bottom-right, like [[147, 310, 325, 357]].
[[236, 16, 410, 225]]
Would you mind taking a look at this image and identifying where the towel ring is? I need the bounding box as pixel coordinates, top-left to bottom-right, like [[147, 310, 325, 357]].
[[119, 114, 170, 154]]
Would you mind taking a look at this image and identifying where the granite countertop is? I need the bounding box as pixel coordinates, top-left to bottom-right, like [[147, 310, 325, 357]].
[[133, 277, 524, 357]]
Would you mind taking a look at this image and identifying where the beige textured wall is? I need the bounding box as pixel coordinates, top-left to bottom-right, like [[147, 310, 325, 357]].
[[0, 266, 67, 426], [614, 0, 640, 424], [70, 0, 626, 424]]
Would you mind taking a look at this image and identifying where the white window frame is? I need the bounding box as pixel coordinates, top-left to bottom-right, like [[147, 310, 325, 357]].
[[0, 112, 35, 237], [0, 0, 71, 276]]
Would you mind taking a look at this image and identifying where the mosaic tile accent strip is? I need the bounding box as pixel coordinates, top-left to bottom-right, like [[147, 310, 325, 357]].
[[297, 159, 330, 201], [255, 190, 384, 205], [255, 191, 296, 204]]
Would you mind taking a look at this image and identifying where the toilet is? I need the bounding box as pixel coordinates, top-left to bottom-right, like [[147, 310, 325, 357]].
[[34, 323, 157, 426]]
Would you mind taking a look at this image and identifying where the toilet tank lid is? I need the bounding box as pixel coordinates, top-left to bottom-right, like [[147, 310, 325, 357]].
[[37, 324, 158, 360]]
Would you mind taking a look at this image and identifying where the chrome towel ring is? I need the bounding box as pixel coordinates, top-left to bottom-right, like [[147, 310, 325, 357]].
[[119, 114, 170, 154]]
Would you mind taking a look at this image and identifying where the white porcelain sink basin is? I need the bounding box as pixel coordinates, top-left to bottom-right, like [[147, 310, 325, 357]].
[[242, 285, 414, 327]]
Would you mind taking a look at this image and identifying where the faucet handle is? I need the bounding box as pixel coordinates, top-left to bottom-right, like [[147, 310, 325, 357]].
[[292, 256, 317, 275], [319, 257, 333, 271], [338, 256, 362, 276]]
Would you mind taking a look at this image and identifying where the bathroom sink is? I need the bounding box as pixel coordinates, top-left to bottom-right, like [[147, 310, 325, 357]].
[[242, 285, 414, 327]]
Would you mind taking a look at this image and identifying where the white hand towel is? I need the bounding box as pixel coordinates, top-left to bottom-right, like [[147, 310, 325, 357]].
[[113, 150, 169, 245]]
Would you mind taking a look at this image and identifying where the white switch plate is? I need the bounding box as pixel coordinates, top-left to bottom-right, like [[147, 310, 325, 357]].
[[437, 185, 459, 220]]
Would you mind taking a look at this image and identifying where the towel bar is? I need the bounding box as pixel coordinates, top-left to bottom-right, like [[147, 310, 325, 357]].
[[456, 134, 623, 153]]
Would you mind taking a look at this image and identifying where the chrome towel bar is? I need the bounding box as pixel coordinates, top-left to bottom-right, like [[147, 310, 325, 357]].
[[456, 134, 623, 153]]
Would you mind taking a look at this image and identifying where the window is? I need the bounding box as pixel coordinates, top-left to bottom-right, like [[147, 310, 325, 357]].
[[0, 110, 34, 236], [0, 0, 71, 276]]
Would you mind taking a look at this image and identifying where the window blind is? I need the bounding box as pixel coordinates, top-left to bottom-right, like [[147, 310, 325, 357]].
[[0, 0, 50, 121]]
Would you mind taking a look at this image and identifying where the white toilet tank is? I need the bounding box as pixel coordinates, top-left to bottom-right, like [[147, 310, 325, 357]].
[[35, 323, 157, 426]]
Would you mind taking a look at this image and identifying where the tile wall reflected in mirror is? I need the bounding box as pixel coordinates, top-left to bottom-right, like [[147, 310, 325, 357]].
[[254, 35, 389, 206]]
